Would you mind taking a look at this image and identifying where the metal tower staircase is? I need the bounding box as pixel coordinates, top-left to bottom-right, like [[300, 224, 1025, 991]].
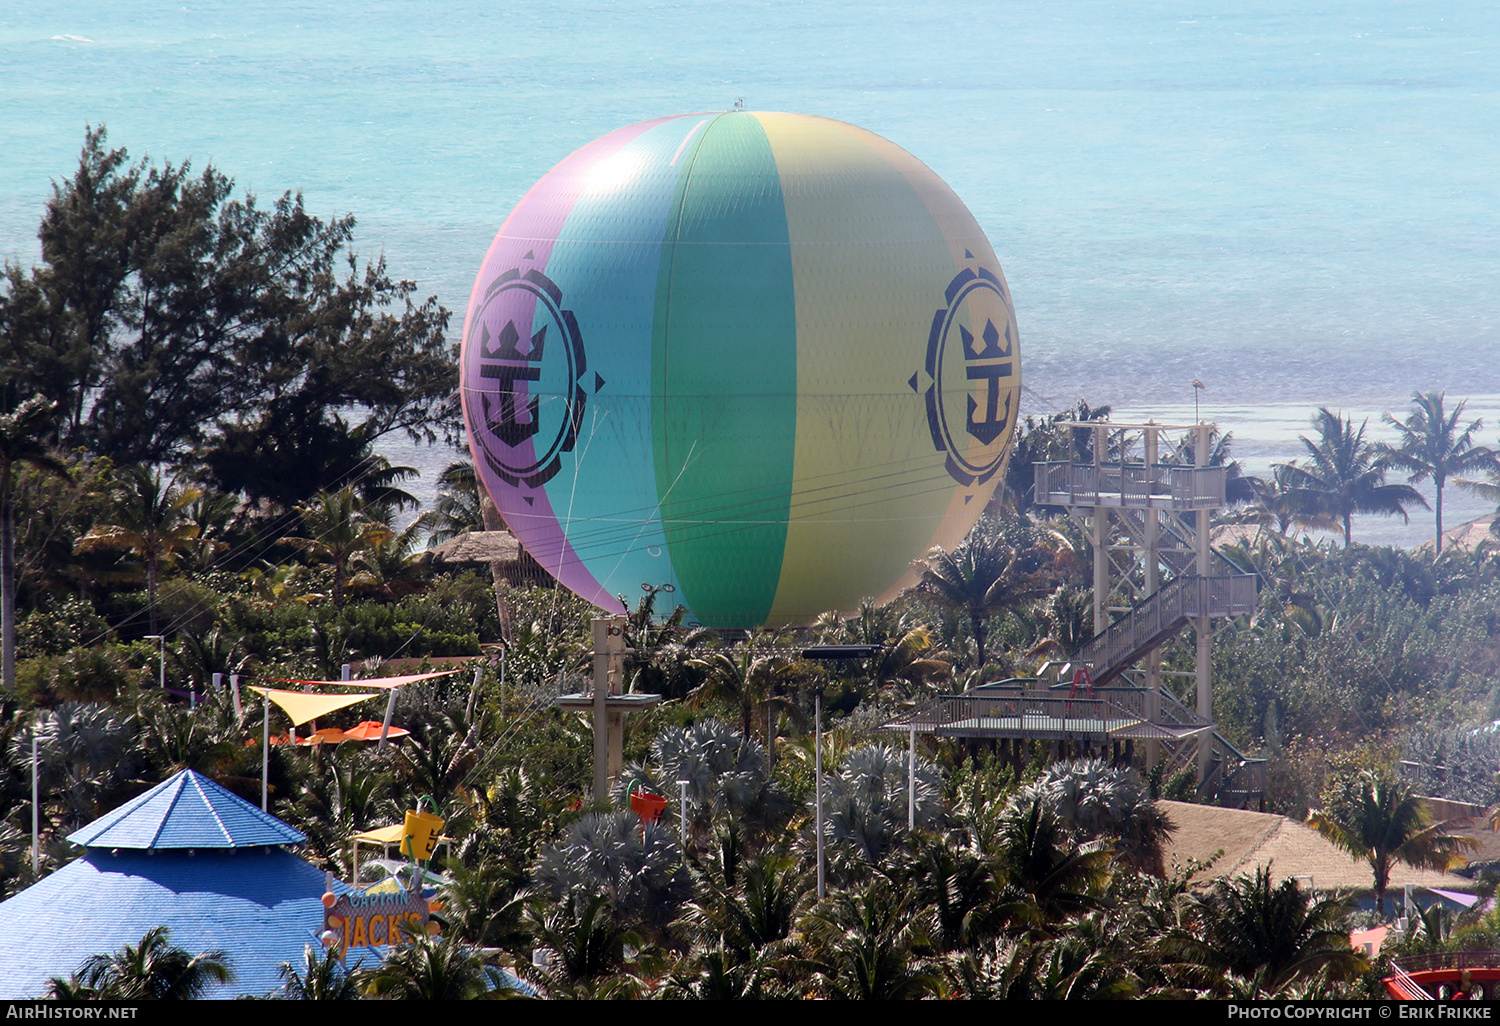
[[886, 419, 1268, 809], [1067, 573, 1257, 687]]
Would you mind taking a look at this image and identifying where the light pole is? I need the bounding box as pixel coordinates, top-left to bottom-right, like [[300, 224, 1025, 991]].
[[814, 683, 824, 899], [800, 644, 879, 900], [31, 729, 38, 876], [909, 723, 917, 830]]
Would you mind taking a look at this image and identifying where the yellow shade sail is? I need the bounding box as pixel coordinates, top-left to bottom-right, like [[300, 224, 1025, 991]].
[[248, 687, 379, 727], [353, 824, 407, 845], [352, 822, 452, 846], [261, 670, 462, 690]]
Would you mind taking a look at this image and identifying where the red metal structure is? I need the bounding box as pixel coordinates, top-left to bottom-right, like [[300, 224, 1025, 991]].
[[1384, 952, 1500, 1000]]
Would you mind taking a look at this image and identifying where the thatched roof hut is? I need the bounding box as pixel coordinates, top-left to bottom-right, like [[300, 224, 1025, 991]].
[[1158, 799, 1477, 896]]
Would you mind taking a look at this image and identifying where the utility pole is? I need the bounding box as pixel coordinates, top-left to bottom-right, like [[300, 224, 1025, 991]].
[[556, 615, 659, 805]]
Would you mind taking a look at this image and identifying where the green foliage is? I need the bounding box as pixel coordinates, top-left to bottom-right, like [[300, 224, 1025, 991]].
[[1312, 767, 1478, 912], [47, 926, 233, 1000], [1402, 723, 1500, 807], [16, 644, 137, 705], [1209, 537, 1500, 763], [2, 128, 455, 505], [340, 603, 478, 659], [18, 595, 112, 657], [0, 397, 72, 693], [7, 453, 115, 608], [277, 944, 363, 1000], [1175, 867, 1367, 993], [534, 813, 691, 940], [1279, 408, 1427, 547], [360, 934, 520, 1000]]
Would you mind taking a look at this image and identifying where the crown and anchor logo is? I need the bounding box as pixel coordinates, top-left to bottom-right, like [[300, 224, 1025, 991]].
[[916, 265, 1018, 487], [467, 267, 591, 490]]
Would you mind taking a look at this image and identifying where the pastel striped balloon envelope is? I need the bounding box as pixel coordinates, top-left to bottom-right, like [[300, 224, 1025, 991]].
[[460, 112, 1020, 629]]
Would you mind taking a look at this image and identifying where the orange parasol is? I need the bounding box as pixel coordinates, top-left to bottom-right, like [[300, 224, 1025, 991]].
[[341, 720, 412, 742], [297, 727, 351, 746]]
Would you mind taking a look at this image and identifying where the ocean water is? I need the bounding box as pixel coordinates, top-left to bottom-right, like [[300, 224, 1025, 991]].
[[3, 0, 1498, 546]]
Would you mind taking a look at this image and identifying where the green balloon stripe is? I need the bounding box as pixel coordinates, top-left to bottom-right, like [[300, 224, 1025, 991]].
[[652, 114, 797, 627]]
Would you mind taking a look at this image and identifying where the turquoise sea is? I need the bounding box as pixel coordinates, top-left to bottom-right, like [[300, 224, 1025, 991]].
[[3, 1, 1499, 545]]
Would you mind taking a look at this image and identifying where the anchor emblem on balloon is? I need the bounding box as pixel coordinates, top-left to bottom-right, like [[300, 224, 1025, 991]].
[[923, 266, 1018, 487], [468, 267, 588, 489]]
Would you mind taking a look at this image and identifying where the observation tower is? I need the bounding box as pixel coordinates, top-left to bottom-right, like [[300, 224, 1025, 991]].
[[890, 419, 1264, 807]]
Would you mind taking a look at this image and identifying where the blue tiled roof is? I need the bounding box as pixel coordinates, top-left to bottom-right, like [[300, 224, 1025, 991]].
[[0, 848, 335, 999], [66, 770, 305, 850]]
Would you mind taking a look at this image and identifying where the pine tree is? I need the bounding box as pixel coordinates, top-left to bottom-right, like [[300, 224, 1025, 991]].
[[1, 127, 455, 507]]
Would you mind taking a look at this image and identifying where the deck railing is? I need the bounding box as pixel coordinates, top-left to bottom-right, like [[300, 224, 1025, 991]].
[[1390, 952, 1500, 976], [1034, 461, 1226, 509], [896, 685, 1211, 740], [1072, 574, 1257, 685]]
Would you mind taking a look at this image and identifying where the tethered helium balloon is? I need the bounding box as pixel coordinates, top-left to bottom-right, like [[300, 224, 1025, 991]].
[[461, 111, 1020, 628]]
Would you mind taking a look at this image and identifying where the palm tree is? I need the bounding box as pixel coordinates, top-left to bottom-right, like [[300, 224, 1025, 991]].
[[1027, 757, 1175, 874], [818, 600, 950, 699], [361, 933, 517, 1000], [279, 486, 393, 609], [277, 944, 363, 1000], [688, 636, 797, 740], [1024, 584, 1095, 660], [821, 744, 944, 865], [534, 813, 691, 939], [623, 719, 792, 847], [896, 834, 1000, 953], [992, 790, 1114, 925], [289, 747, 393, 873], [622, 586, 716, 699], [1178, 866, 1365, 992], [48, 926, 232, 999], [438, 855, 533, 951], [914, 516, 1052, 670], [0, 397, 69, 692], [415, 460, 485, 546], [351, 517, 427, 599], [1230, 465, 1339, 541], [351, 456, 422, 513], [1278, 408, 1426, 547], [179, 486, 237, 573], [798, 883, 945, 999], [661, 945, 779, 999], [680, 852, 812, 957], [171, 626, 251, 695], [1309, 769, 1477, 913], [1380, 392, 1498, 551], [525, 893, 641, 994], [76, 466, 201, 632], [134, 689, 243, 780], [392, 724, 482, 813]]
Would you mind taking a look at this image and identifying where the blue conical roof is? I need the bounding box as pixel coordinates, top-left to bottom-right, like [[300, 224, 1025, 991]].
[[67, 770, 305, 850]]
